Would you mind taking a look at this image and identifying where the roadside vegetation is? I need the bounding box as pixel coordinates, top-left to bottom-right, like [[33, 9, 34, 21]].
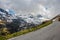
[[5, 20, 52, 39], [0, 36, 7, 40]]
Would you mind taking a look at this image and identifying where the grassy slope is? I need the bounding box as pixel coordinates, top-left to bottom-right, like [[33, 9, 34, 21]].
[[5, 20, 52, 39], [0, 36, 7, 40]]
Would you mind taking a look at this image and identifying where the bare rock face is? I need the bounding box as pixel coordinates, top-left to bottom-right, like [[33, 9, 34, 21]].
[[52, 14, 60, 21]]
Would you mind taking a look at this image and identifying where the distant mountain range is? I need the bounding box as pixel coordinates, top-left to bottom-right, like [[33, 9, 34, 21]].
[[0, 8, 50, 33], [0, 8, 50, 24]]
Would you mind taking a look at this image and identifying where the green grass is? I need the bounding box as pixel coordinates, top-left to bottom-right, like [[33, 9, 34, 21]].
[[0, 36, 7, 40], [5, 20, 52, 39]]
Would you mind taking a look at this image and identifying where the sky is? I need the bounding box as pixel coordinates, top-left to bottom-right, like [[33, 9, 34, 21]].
[[0, 0, 60, 19]]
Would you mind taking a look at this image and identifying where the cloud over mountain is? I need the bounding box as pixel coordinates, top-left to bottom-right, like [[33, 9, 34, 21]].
[[0, 0, 60, 19]]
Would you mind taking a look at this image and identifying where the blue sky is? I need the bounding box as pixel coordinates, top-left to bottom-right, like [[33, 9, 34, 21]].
[[8, 9, 15, 15], [0, 0, 60, 19]]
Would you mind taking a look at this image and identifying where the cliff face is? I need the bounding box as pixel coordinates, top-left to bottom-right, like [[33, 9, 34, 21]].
[[52, 14, 60, 21], [58, 17, 60, 21]]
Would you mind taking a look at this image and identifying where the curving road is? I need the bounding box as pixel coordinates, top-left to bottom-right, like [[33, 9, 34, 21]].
[[9, 21, 60, 40]]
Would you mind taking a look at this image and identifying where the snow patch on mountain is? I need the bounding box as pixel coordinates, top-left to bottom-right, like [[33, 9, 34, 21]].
[[0, 8, 50, 25]]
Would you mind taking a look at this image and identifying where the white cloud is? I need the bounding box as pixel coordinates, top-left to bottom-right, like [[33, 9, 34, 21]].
[[0, 0, 60, 19]]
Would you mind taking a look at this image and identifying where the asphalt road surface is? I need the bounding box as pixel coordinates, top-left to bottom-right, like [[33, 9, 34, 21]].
[[9, 21, 60, 40]]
